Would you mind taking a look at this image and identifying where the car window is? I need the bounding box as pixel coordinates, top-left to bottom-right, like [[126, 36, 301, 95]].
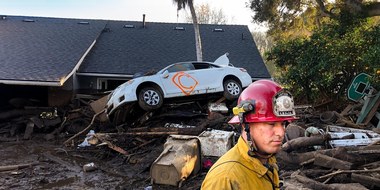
[[193, 63, 211, 70], [209, 63, 221, 69], [167, 63, 193, 73]]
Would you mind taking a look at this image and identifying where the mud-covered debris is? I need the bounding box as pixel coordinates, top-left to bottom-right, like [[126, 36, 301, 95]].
[[83, 162, 96, 172]]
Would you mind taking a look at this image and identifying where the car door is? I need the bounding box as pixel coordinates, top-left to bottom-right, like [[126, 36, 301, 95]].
[[191, 62, 225, 94], [159, 62, 201, 97]]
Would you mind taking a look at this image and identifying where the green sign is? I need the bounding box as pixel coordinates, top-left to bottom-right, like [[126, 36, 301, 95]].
[[347, 73, 371, 102]]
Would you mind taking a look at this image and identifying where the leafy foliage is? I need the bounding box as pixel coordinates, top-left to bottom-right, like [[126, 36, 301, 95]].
[[265, 10, 380, 104], [249, 0, 380, 44]]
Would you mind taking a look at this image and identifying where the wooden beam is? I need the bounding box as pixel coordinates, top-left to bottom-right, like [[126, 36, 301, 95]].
[[351, 173, 380, 187], [314, 154, 353, 170]]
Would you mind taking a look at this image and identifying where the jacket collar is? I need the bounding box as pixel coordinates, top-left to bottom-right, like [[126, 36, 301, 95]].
[[236, 136, 277, 177]]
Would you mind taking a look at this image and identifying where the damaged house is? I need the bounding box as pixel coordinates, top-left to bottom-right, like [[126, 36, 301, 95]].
[[0, 15, 270, 108]]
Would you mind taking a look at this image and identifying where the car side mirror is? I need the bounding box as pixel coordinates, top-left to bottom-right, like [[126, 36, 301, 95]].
[[161, 70, 169, 79]]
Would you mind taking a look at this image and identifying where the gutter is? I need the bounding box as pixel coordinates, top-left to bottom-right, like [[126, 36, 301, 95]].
[[76, 72, 134, 78], [0, 80, 62, 86]]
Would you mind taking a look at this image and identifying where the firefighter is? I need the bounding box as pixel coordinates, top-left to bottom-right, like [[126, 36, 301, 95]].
[[201, 80, 297, 190]]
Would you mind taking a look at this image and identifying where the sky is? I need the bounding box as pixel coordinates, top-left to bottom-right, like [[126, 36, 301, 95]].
[[0, 0, 266, 32]]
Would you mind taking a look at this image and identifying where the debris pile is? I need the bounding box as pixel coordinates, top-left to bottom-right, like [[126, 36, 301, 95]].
[[277, 103, 380, 190], [1, 94, 380, 189]]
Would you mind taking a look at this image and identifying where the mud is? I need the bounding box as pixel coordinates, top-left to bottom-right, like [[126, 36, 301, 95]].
[[0, 123, 213, 190], [2, 99, 378, 189]]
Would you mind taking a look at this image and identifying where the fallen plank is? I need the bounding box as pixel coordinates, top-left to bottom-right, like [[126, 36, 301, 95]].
[[277, 147, 357, 170], [42, 152, 81, 173], [302, 168, 333, 179], [314, 153, 353, 170], [282, 136, 325, 152], [327, 125, 379, 136], [294, 175, 330, 190], [333, 111, 366, 129], [361, 160, 380, 168], [329, 137, 380, 148], [88, 132, 179, 137], [328, 183, 368, 190], [328, 132, 379, 139], [340, 104, 354, 115], [346, 145, 380, 154], [0, 162, 39, 172], [351, 173, 380, 188]]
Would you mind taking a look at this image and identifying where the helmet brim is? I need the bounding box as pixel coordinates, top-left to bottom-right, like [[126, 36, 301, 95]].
[[228, 115, 299, 124]]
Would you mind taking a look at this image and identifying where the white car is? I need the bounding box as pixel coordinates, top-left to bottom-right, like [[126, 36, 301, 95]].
[[105, 54, 252, 121]]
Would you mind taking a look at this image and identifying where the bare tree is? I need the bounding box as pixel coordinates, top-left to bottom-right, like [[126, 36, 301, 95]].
[[251, 31, 273, 57], [182, 3, 235, 25], [251, 31, 275, 77], [173, 0, 203, 61]]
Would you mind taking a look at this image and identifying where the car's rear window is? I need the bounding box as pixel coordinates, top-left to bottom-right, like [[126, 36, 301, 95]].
[[193, 63, 220, 70], [167, 63, 192, 72]]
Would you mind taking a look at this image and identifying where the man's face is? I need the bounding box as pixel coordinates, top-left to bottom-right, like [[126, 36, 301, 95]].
[[248, 121, 286, 154]]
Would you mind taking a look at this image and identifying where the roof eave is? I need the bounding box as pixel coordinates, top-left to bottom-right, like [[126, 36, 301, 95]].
[[0, 80, 62, 86]]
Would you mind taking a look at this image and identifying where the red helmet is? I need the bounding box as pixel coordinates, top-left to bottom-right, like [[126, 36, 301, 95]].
[[229, 80, 297, 124]]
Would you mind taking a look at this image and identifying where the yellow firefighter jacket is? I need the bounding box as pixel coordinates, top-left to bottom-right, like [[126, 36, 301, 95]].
[[201, 136, 280, 190]]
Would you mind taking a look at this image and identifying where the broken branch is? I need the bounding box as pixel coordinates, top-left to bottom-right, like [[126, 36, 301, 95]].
[[96, 136, 128, 155], [88, 131, 179, 137], [333, 111, 365, 129], [316, 167, 380, 179], [63, 109, 105, 146], [0, 162, 39, 172]]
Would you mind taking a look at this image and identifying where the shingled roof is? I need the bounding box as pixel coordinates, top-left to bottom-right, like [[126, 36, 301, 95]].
[[0, 16, 107, 86], [0, 15, 270, 87], [78, 21, 270, 79]]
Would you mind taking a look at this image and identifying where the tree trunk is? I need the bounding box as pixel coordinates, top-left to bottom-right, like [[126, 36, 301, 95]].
[[189, 1, 202, 61]]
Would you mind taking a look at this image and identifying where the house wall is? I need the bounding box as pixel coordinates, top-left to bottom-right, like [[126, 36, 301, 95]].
[[48, 76, 73, 107], [75, 75, 130, 92], [76, 75, 98, 91]]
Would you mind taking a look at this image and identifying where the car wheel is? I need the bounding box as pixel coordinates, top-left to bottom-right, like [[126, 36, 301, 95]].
[[138, 86, 163, 111], [223, 79, 242, 100]]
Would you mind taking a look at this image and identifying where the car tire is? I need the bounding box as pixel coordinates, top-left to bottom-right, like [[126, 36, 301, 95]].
[[138, 86, 163, 111], [223, 79, 242, 100]]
